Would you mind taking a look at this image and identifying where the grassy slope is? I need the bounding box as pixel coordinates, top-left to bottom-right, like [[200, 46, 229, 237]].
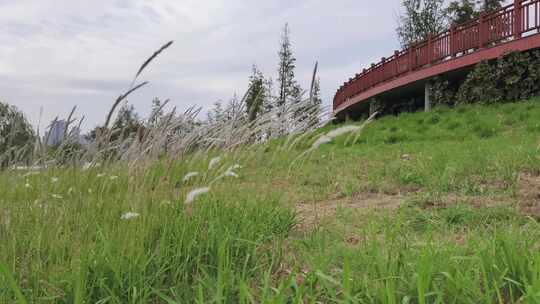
[[1, 99, 540, 303]]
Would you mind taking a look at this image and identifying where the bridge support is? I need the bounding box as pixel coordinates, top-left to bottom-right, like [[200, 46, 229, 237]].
[[424, 83, 432, 112], [369, 98, 381, 116]]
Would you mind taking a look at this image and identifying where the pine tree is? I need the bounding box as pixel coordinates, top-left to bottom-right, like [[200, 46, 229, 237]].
[[309, 77, 323, 126], [207, 101, 224, 124], [312, 77, 322, 111], [277, 23, 302, 109], [263, 77, 275, 114], [245, 65, 266, 122], [149, 98, 164, 127]]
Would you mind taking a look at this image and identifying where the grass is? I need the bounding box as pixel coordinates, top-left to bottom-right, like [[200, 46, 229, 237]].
[[2, 98, 540, 303]]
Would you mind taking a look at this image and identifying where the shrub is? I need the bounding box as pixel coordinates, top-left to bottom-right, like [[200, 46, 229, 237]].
[[0, 101, 35, 167], [456, 61, 501, 104]]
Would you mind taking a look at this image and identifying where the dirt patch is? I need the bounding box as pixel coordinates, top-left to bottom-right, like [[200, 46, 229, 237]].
[[295, 192, 405, 232], [517, 171, 540, 217], [419, 192, 514, 210]]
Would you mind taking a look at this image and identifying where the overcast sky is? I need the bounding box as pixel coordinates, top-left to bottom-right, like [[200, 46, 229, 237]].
[[0, 0, 403, 131]]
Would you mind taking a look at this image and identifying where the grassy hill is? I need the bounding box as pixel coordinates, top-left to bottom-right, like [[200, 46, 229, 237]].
[[2, 98, 540, 303]]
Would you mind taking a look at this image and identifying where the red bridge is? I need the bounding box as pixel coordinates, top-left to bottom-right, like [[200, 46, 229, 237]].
[[334, 0, 540, 119]]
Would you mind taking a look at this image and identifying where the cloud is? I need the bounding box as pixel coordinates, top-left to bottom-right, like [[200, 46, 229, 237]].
[[0, 0, 402, 131]]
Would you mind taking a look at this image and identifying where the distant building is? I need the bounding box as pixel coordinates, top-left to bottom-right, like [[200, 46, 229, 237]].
[[44, 119, 83, 146]]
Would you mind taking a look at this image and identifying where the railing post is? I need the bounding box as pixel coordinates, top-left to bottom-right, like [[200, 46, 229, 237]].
[[514, 0, 523, 39], [362, 68, 367, 90], [394, 50, 400, 77], [450, 25, 456, 57], [371, 64, 375, 87], [408, 45, 414, 72], [427, 34, 433, 63], [479, 13, 486, 48], [381, 57, 386, 81]]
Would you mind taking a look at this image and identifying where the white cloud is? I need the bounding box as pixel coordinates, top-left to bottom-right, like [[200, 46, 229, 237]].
[[0, 0, 402, 131]]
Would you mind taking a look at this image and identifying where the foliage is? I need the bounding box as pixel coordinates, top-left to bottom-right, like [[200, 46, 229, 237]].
[[148, 98, 165, 127], [396, 0, 448, 47], [0, 102, 35, 167], [480, 0, 504, 12], [277, 23, 302, 109], [446, 0, 504, 25], [430, 76, 456, 106], [245, 65, 267, 122], [455, 51, 540, 105], [446, 0, 478, 25], [456, 60, 500, 104]]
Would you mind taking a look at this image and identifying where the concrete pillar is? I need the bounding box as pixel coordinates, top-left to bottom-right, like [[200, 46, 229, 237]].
[[425, 83, 432, 112], [369, 98, 379, 116]]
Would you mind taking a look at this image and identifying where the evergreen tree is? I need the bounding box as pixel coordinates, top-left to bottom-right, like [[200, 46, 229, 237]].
[[309, 77, 323, 126], [312, 77, 322, 111], [207, 101, 224, 124], [149, 98, 164, 127], [263, 77, 275, 114], [245, 65, 266, 122], [396, 0, 448, 47], [277, 23, 302, 109]]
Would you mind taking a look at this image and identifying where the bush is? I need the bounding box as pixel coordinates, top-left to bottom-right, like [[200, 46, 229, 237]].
[[0, 101, 35, 167], [456, 61, 501, 104]]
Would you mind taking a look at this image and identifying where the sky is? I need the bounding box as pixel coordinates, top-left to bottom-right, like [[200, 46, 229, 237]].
[[0, 0, 403, 132]]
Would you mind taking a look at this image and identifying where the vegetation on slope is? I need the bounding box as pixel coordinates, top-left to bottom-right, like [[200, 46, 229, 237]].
[[2, 99, 540, 303]]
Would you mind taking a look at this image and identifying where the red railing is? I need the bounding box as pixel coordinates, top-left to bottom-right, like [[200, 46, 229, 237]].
[[334, 0, 540, 111]]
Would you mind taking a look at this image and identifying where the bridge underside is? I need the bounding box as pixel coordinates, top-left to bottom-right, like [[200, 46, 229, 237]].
[[336, 32, 540, 121]]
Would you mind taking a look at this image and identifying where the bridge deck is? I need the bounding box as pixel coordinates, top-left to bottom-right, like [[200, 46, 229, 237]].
[[334, 0, 540, 116]]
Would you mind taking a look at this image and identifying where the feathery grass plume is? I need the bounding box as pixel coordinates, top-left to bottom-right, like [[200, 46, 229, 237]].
[[290, 113, 377, 169], [182, 172, 199, 183], [104, 82, 148, 129], [134, 41, 173, 81], [120, 212, 140, 220], [210, 164, 242, 184], [185, 187, 210, 205], [208, 157, 221, 171], [63, 106, 77, 142]]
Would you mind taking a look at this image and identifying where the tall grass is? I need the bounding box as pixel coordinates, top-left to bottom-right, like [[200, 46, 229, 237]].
[[2, 41, 540, 302]]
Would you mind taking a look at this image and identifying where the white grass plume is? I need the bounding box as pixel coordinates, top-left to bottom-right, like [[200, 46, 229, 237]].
[[208, 157, 221, 171], [182, 172, 199, 183], [290, 112, 378, 169], [185, 187, 210, 204], [210, 164, 242, 184], [120, 212, 140, 220]]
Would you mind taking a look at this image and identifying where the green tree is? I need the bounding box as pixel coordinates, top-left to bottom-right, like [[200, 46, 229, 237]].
[[149, 98, 164, 127], [245, 65, 266, 122], [447, 0, 478, 25], [396, 0, 448, 47], [0, 101, 35, 167], [277, 23, 302, 109], [479, 0, 504, 12], [111, 103, 143, 141]]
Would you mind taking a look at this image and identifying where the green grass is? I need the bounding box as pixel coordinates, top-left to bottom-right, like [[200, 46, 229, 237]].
[[2, 99, 540, 303]]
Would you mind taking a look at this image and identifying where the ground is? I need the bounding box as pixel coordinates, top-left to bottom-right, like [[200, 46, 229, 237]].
[[1, 99, 540, 303]]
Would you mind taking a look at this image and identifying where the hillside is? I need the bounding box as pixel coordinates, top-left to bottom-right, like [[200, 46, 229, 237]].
[[2, 99, 540, 303]]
